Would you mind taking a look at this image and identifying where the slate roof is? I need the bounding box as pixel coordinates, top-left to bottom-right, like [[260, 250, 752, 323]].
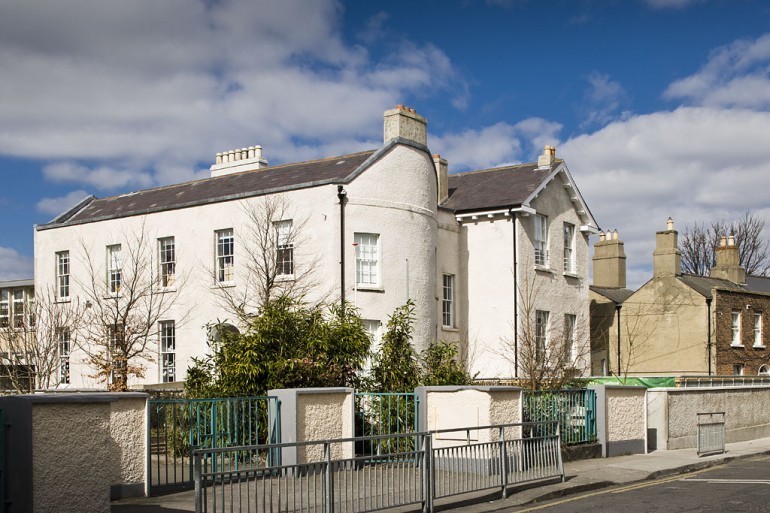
[[589, 286, 635, 304], [441, 162, 552, 213], [677, 274, 747, 298], [0, 279, 34, 289], [746, 275, 770, 294], [42, 150, 378, 228]]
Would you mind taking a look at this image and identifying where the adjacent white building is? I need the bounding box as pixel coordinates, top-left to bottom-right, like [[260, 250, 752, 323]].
[[34, 106, 598, 388]]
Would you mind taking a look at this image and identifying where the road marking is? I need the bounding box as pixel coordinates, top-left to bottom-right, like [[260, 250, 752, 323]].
[[513, 467, 719, 512], [682, 478, 770, 484]]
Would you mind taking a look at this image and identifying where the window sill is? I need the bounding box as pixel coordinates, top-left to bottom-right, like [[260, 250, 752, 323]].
[[275, 274, 295, 282], [158, 287, 177, 294], [753, 344, 766, 349], [731, 343, 744, 348], [442, 326, 459, 332], [55, 298, 71, 304], [213, 282, 236, 289], [356, 285, 384, 293], [534, 265, 554, 274], [563, 272, 580, 279]]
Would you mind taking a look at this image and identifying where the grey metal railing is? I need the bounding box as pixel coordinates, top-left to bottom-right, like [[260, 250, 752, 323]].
[[697, 412, 726, 456], [193, 421, 563, 513], [678, 375, 770, 388]]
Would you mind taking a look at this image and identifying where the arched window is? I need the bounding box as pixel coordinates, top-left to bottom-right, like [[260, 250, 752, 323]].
[[758, 364, 770, 376], [206, 323, 240, 347]]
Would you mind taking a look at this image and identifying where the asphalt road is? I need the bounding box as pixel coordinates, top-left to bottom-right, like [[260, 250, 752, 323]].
[[510, 455, 770, 513]]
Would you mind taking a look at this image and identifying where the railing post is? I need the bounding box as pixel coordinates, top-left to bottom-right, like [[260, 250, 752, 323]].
[[424, 433, 434, 513], [325, 441, 335, 513], [556, 422, 565, 482], [194, 450, 202, 513], [500, 426, 508, 499]]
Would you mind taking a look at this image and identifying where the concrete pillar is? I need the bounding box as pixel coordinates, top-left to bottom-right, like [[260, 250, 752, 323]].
[[591, 385, 647, 457]]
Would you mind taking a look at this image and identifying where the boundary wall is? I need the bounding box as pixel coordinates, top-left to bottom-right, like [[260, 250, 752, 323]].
[[0, 392, 147, 513]]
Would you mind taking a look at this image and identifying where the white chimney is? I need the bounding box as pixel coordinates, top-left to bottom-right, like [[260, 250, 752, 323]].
[[383, 105, 428, 146], [210, 145, 268, 177], [537, 145, 556, 168]]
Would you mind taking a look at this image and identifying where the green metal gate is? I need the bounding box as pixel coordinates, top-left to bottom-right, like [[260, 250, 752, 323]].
[[148, 396, 280, 495], [522, 389, 596, 445], [354, 391, 418, 457]]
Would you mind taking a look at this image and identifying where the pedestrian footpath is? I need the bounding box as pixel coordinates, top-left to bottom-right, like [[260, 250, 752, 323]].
[[111, 437, 770, 512]]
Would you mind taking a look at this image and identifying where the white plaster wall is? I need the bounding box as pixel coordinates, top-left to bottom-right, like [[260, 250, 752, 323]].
[[34, 144, 439, 387], [296, 391, 353, 463], [464, 217, 515, 378], [437, 209, 464, 347], [606, 388, 646, 443], [32, 403, 112, 513]]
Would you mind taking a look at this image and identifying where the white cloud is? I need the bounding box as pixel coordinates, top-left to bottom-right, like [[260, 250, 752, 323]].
[[0, 246, 33, 281], [664, 33, 770, 109], [432, 118, 562, 172], [579, 72, 630, 129], [36, 189, 91, 218], [561, 106, 770, 287], [0, 0, 467, 189]]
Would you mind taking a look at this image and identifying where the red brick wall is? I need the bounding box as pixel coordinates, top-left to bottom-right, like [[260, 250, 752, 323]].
[[714, 289, 770, 375]]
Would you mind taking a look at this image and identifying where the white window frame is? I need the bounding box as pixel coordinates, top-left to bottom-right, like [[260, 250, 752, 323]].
[[442, 274, 455, 328], [754, 312, 763, 347], [159, 320, 176, 383], [56, 251, 70, 300], [58, 327, 71, 385], [563, 222, 575, 274], [0, 290, 9, 328], [355, 233, 380, 287], [108, 323, 126, 385], [534, 214, 549, 267], [107, 244, 122, 294], [759, 364, 770, 376], [733, 363, 745, 376], [535, 310, 549, 363], [216, 229, 235, 284], [275, 220, 294, 277], [564, 314, 577, 363], [158, 237, 176, 288], [731, 310, 742, 347], [12, 289, 24, 328]]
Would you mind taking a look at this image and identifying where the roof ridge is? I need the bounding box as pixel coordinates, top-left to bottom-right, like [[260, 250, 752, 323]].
[[450, 161, 539, 177]]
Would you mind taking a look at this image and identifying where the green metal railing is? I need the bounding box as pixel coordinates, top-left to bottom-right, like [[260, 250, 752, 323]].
[[354, 391, 419, 457], [522, 389, 596, 445], [148, 396, 280, 495]]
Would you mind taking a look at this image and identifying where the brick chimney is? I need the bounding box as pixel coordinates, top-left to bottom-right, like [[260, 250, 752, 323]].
[[653, 217, 681, 278], [210, 145, 268, 178], [537, 145, 556, 169], [711, 234, 746, 284], [593, 229, 626, 288], [433, 154, 449, 204], [383, 105, 427, 146]]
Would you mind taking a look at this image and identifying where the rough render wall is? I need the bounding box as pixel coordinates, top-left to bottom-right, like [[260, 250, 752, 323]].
[[296, 392, 353, 463], [109, 398, 146, 485], [606, 388, 646, 443], [666, 388, 770, 447], [714, 290, 770, 375], [34, 144, 440, 387], [437, 209, 464, 348], [32, 403, 112, 513], [620, 278, 708, 375], [519, 179, 591, 375]]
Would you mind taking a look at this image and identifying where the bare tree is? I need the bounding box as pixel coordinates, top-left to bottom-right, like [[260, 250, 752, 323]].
[[498, 268, 590, 390], [77, 224, 187, 391], [680, 212, 770, 276], [214, 194, 323, 323], [0, 287, 85, 392]]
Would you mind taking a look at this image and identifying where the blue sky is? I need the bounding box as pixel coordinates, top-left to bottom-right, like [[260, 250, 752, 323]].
[[1, 0, 770, 287]]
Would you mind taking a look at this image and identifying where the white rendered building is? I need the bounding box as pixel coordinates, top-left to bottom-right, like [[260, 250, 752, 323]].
[[34, 106, 598, 388]]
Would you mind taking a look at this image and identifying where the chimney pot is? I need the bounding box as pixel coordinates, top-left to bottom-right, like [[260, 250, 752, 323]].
[[612, 229, 619, 240], [728, 235, 736, 246], [599, 231, 606, 242], [667, 217, 674, 231], [720, 235, 727, 247]]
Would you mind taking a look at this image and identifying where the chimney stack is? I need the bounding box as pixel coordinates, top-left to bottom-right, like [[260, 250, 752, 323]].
[[593, 229, 627, 288], [537, 145, 557, 168], [383, 105, 428, 146], [210, 145, 268, 178], [433, 154, 449, 204], [653, 217, 681, 278], [711, 233, 746, 284]]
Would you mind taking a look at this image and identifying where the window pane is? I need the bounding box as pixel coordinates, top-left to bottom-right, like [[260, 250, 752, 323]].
[[442, 274, 454, 328], [563, 223, 575, 273], [355, 233, 379, 286], [57, 251, 70, 299], [159, 320, 176, 382], [216, 229, 234, 282], [535, 215, 549, 266], [159, 237, 176, 287], [107, 245, 122, 293], [275, 220, 294, 276]]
